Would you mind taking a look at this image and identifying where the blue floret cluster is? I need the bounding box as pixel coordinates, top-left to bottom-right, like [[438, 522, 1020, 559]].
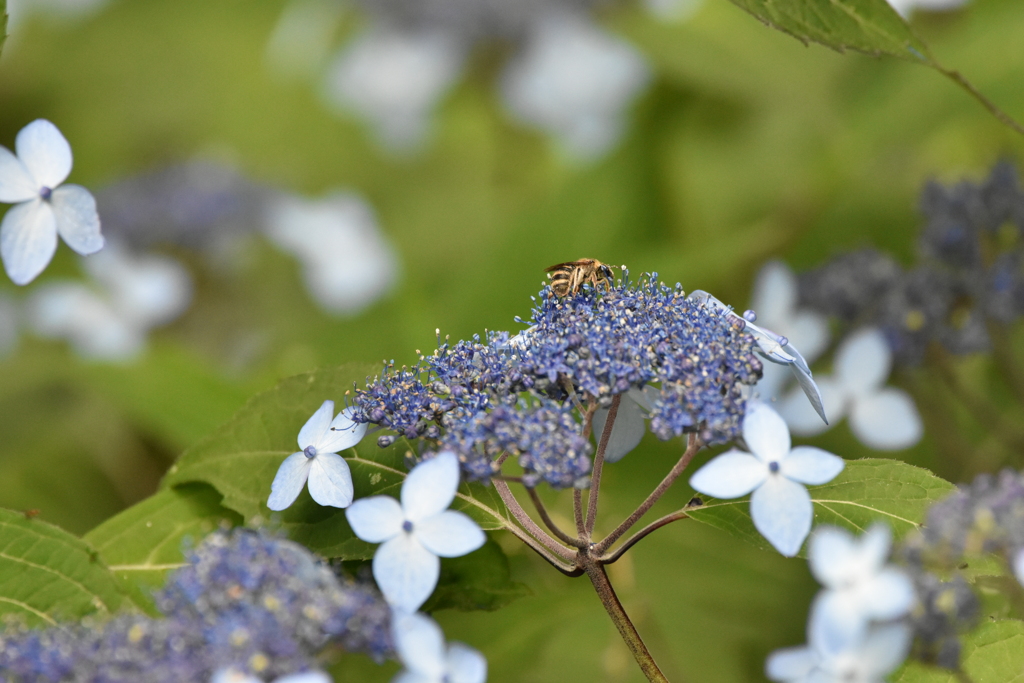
[[350, 272, 763, 488], [0, 530, 393, 683]]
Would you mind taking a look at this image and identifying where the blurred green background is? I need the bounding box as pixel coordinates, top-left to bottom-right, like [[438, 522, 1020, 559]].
[[1, 0, 1023, 680]]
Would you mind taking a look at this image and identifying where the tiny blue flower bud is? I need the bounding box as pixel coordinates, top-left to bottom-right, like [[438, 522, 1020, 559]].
[[743, 309, 757, 322]]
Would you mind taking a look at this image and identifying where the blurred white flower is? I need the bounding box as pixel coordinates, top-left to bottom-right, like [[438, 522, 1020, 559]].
[[0, 120, 103, 285], [500, 12, 651, 161], [264, 191, 399, 316], [212, 668, 333, 683], [5, 0, 108, 33], [886, 0, 969, 19], [27, 243, 191, 361], [747, 261, 830, 404], [591, 386, 657, 463], [392, 612, 487, 683], [778, 328, 923, 451], [766, 622, 912, 683], [689, 401, 844, 556], [643, 0, 706, 22], [267, 399, 367, 511], [323, 27, 465, 150], [0, 293, 19, 357], [346, 451, 485, 613], [807, 525, 914, 650], [265, 0, 347, 79]]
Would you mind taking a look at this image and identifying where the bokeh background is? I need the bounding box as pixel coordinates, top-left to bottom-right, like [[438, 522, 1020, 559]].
[[1, 0, 1023, 680]]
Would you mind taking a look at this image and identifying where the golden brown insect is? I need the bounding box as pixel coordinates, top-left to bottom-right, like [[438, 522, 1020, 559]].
[[544, 258, 616, 297]]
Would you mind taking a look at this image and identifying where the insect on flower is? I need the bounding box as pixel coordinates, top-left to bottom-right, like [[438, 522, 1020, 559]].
[[544, 258, 617, 297]]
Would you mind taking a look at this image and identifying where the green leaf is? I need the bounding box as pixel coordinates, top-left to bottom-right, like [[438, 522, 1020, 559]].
[[0, 508, 131, 627], [423, 537, 531, 613], [725, 0, 933, 63], [894, 619, 1024, 682], [687, 458, 955, 556], [83, 483, 242, 609], [162, 365, 510, 558]]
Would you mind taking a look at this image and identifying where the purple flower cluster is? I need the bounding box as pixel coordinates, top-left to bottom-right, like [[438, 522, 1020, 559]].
[[350, 273, 762, 487], [798, 163, 1024, 364], [0, 530, 392, 683]]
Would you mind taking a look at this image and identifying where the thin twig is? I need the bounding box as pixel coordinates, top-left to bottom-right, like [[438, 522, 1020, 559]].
[[501, 522, 582, 576], [600, 510, 691, 564], [587, 393, 621, 535], [595, 433, 701, 555], [527, 487, 586, 548], [493, 479, 576, 562], [573, 489, 586, 537]]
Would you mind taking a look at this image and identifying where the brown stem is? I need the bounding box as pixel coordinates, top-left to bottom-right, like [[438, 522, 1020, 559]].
[[595, 433, 701, 555], [587, 394, 621, 535], [502, 522, 582, 576], [527, 487, 586, 548], [581, 555, 669, 683], [493, 478, 575, 562], [600, 510, 691, 564]]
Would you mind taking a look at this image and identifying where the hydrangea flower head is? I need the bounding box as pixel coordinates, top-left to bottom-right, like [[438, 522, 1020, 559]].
[[766, 622, 912, 683], [268, 400, 367, 510], [779, 328, 922, 451], [689, 401, 844, 556], [391, 612, 487, 683], [807, 525, 914, 649], [0, 120, 104, 285], [346, 451, 486, 613]]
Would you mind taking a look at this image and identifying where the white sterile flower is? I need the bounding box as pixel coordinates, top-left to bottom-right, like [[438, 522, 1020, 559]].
[[886, 0, 968, 18], [778, 328, 923, 451], [265, 0, 346, 79], [1014, 547, 1024, 588], [689, 401, 845, 556], [0, 120, 104, 285], [27, 243, 192, 361], [748, 261, 829, 404], [689, 290, 827, 425], [264, 192, 399, 316], [807, 525, 914, 649], [766, 622, 912, 683], [5, 0, 108, 33], [323, 27, 465, 150], [346, 451, 486, 613], [267, 400, 367, 511], [591, 386, 658, 463], [211, 669, 333, 683], [392, 612, 487, 683], [500, 12, 650, 161], [644, 0, 706, 22]]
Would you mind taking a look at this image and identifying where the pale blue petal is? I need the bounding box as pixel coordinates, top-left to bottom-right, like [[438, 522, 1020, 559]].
[[689, 450, 767, 499], [318, 406, 368, 452], [447, 643, 487, 683], [835, 328, 891, 396], [402, 451, 460, 523], [346, 496, 404, 543], [750, 475, 812, 557], [743, 402, 791, 463], [862, 568, 914, 621], [298, 400, 335, 450], [51, 185, 103, 255], [808, 590, 866, 658], [787, 348, 829, 426], [307, 452, 354, 507], [16, 120, 72, 189], [750, 260, 797, 326], [416, 510, 485, 558], [274, 673, 333, 683], [0, 146, 37, 203], [849, 388, 922, 451], [748, 321, 799, 365], [781, 447, 844, 486], [592, 394, 647, 463], [374, 533, 440, 613], [808, 526, 859, 587], [267, 452, 313, 511], [778, 378, 845, 437], [1014, 548, 1024, 587], [765, 645, 817, 682], [393, 612, 446, 677], [211, 668, 261, 683], [789, 310, 830, 364], [1, 199, 57, 285], [859, 623, 913, 676], [858, 524, 893, 573], [391, 672, 432, 683]]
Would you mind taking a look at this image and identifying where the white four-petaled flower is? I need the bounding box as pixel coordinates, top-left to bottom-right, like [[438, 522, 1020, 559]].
[[267, 400, 367, 511], [689, 401, 845, 556], [0, 120, 104, 285], [346, 451, 486, 613], [211, 668, 332, 683], [766, 622, 912, 683], [807, 524, 914, 649], [392, 611, 487, 683]]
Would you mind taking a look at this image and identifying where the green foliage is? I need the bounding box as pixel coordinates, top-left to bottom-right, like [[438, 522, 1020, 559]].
[[83, 483, 241, 607], [894, 619, 1024, 682], [1, 1, 6, 60], [0, 508, 131, 627], [423, 537, 531, 612], [687, 458, 954, 556]]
